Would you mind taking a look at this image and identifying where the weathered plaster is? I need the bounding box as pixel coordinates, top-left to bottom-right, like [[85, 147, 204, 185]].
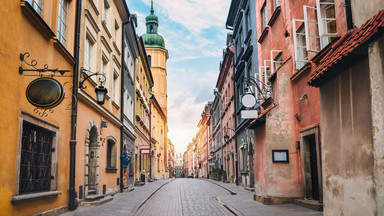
[[368, 36, 384, 214]]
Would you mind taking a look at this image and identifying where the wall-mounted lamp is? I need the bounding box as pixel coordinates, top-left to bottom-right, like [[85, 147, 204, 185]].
[[299, 94, 308, 101], [79, 68, 107, 105]]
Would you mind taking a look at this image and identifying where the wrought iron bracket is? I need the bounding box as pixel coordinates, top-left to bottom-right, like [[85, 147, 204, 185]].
[[246, 77, 272, 101], [19, 52, 71, 77], [79, 68, 106, 89]]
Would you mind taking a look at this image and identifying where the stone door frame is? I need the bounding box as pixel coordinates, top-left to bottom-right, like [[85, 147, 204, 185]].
[[84, 120, 100, 197]]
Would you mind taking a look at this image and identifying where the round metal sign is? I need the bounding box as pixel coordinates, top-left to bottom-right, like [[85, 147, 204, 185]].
[[241, 94, 257, 108], [26, 77, 65, 109]]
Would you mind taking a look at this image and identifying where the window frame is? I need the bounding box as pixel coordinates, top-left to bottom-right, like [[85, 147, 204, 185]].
[[57, 0, 68, 47], [292, 20, 308, 69], [261, 3, 268, 30], [13, 111, 60, 202], [28, 0, 43, 16]]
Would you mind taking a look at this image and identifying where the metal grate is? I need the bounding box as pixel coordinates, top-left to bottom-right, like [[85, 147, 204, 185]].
[[19, 121, 53, 194]]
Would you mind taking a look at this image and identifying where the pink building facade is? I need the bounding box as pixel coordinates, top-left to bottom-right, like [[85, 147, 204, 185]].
[[217, 43, 236, 182], [249, 0, 347, 206]]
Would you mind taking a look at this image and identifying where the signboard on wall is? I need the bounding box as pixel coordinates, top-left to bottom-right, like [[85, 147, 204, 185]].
[[140, 148, 150, 155]]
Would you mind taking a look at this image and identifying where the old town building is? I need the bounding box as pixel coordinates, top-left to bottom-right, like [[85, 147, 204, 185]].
[[308, 2, 384, 215], [197, 103, 211, 178], [217, 39, 236, 183], [0, 0, 77, 214], [226, 0, 259, 188], [75, 0, 128, 204], [142, 0, 169, 180], [134, 37, 153, 183], [121, 10, 139, 189]]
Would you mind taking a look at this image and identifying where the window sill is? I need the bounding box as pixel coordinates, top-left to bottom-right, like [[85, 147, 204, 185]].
[[268, 6, 281, 27], [258, 27, 269, 43], [106, 167, 118, 173], [112, 100, 120, 109], [291, 63, 311, 82], [53, 39, 76, 65], [20, 1, 55, 40], [102, 21, 112, 39], [11, 191, 61, 204]]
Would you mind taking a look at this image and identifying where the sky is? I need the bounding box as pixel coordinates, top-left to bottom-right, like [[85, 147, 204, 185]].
[[125, 0, 231, 155]]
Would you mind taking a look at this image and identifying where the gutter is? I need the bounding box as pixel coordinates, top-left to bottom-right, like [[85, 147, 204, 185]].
[[68, 0, 82, 210]]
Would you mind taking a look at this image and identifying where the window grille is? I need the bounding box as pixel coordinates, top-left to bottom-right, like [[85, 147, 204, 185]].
[[19, 121, 53, 194]]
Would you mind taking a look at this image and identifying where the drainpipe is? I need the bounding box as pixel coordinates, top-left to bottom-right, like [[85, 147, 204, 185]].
[[344, 0, 353, 30], [226, 47, 238, 186], [149, 89, 153, 179], [68, 0, 82, 211]]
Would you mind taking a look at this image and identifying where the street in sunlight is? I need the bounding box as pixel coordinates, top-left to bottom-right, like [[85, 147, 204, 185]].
[[1, 0, 384, 215], [60, 179, 322, 216]]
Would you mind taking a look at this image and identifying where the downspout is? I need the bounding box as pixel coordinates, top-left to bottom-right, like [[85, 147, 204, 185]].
[[149, 89, 153, 179], [120, 20, 129, 193], [68, 0, 82, 210], [226, 48, 239, 186], [345, 0, 353, 30]]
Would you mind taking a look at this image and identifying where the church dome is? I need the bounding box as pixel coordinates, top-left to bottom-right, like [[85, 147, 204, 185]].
[[142, 33, 165, 49]]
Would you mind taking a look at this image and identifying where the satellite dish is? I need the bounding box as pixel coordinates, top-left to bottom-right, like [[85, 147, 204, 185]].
[[241, 94, 256, 108]]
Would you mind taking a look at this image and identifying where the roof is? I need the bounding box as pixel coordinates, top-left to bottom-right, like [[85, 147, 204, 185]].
[[308, 9, 384, 87], [225, 0, 239, 29]]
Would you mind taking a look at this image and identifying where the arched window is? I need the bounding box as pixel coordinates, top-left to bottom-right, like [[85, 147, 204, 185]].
[[150, 25, 154, 32]]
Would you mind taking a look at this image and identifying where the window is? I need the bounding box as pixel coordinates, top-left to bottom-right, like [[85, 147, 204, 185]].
[[261, 4, 268, 30], [19, 121, 53, 194], [242, 148, 247, 170], [113, 70, 119, 103], [28, 0, 43, 16], [114, 19, 120, 46], [84, 37, 92, 70], [317, 0, 337, 48], [293, 20, 308, 69], [273, 0, 280, 10], [103, 0, 110, 25], [270, 50, 283, 73], [57, 0, 68, 46], [107, 139, 117, 169], [246, 9, 251, 32]]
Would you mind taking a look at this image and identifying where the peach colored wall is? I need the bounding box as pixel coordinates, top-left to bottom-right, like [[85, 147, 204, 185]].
[[0, 0, 77, 215]]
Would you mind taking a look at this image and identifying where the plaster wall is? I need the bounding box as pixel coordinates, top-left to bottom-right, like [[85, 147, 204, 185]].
[[368, 36, 384, 215], [0, 0, 77, 215], [76, 101, 121, 196], [351, 0, 384, 27], [320, 57, 376, 215], [265, 60, 302, 198]]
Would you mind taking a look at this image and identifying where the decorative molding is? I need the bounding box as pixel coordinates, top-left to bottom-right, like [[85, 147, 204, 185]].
[[102, 21, 112, 39], [88, 0, 100, 15], [268, 6, 281, 27], [11, 191, 62, 204], [101, 36, 113, 54], [84, 9, 100, 33], [258, 27, 269, 43]]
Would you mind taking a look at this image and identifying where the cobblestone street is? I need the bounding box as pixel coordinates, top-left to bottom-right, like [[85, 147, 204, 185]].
[[60, 179, 323, 216]]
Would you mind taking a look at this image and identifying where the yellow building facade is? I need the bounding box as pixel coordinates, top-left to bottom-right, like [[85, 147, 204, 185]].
[[151, 98, 168, 179], [142, 1, 169, 180], [0, 0, 77, 215], [75, 0, 127, 202], [134, 37, 153, 182]]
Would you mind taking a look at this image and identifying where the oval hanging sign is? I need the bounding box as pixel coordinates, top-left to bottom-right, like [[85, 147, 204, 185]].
[[26, 77, 65, 109]]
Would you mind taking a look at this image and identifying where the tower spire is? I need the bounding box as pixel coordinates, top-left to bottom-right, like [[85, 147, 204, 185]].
[[151, 0, 154, 14]]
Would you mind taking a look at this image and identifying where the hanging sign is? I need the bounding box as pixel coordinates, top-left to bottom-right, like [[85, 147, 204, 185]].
[[26, 77, 65, 109]]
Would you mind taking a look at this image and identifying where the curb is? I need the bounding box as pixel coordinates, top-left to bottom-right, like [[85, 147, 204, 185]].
[[206, 179, 237, 195], [131, 179, 174, 215]]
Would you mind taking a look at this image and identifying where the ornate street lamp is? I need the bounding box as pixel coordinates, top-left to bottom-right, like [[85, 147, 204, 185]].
[[224, 134, 230, 144], [79, 68, 107, 105]]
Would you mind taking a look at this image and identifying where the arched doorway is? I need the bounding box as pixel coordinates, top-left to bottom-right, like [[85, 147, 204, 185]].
[[85, 120, 100, 196]]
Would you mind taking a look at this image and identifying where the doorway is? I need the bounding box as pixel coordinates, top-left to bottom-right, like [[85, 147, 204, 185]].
[[300, 126, 322, 202], [88, 126, 98, 192]]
